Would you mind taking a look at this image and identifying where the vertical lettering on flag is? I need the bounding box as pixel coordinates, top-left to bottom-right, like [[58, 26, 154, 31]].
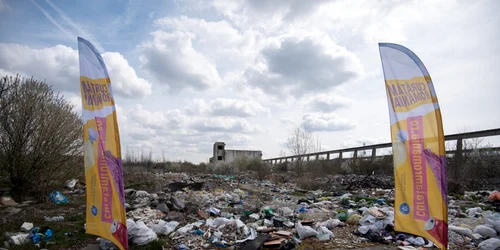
[[379, 43, 447, 250], [78, 37, 128, 250]]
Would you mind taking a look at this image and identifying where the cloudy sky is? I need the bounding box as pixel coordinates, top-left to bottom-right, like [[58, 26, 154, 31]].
[[1, 0, 499, 163]]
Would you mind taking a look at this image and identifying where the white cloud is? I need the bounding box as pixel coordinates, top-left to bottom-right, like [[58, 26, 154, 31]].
[[301, 113, 357, 132], [305, 94, 352, 112], [245, 35, 362, 98], [154, 16, 263, 78], [186, 98, 270, 117], [102, 53, 152, 97], [139, 30, 222, 92], [190, 117, 265, 134], [0, 43, 152, 98], [128, 104, 189, 132]]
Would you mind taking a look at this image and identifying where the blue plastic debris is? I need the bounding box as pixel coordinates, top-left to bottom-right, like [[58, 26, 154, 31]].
[[178, 243, 189, 250], [45, 229, 53, 241], [49, 191, 68, 204], [192, 229, 205, 235]]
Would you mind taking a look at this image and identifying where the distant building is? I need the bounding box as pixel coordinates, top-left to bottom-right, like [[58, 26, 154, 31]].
[[209, 142, 262, 164]]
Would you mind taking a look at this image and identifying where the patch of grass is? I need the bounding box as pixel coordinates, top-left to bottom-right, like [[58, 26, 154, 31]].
[[290, 191, 306, 197], [66, 214, 85, 222], [351, 196, 377, 203], [125, 181, 154, 190], [131, 239, 167, 250]]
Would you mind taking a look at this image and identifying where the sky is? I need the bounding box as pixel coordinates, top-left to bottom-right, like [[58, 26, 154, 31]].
[[0, 0, 499, 163]]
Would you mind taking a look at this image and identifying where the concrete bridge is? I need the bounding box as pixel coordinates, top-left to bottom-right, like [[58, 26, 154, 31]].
[[263, 128, 500, 165]]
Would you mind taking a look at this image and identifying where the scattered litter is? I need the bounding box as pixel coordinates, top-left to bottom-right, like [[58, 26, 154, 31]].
[[20, 222, 33, 232], [1, 196, 17, 206], [44, 216, 64, 222], [49, 191, 68, 204]]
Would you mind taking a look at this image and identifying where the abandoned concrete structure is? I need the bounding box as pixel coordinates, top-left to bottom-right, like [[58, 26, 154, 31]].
[[209, 142, 263, 164]]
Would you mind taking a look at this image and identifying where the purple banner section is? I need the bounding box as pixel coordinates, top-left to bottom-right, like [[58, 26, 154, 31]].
[[407, 116, 429, 221], [96, 117, 113, 223]]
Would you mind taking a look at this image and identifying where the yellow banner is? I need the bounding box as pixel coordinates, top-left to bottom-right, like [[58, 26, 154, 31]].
[[379, 43, 448, 249], [78, 37, 128, 250]]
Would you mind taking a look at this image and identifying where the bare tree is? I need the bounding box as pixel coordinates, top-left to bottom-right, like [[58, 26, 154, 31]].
[[0, 76, 82, 201], [285, 125, 314, 174]]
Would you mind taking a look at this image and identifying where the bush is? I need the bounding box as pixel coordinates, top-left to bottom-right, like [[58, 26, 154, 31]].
[[0, 75, 82, 201], [232, 157, 271, 180]]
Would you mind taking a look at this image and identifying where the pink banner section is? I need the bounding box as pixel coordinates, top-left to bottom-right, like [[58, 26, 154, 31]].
[[407, 116, 429, 221], [96, 116, 113, 223]]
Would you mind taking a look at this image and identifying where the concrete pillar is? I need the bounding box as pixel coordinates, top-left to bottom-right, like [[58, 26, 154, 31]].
[[327, 153, 330, 160], [455, 138, 463, 166], [371, 148, 377, 162], [353, 150, 358, 160], [307, 155, 310, 161], [315, 155, 319, 161]]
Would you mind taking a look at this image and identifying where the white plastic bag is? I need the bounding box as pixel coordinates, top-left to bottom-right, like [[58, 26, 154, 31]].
[[127, 219, 138, 236], [473, 225, 497, 238], [408, 237, 425, 246], [135, 190, 150, 198], [213, 217, 231, 227], [466, 207, 482, 217], [484, 215, 500, 233], [449, 225, 474, 238], [316, 226, 334, 241], [357, 225, 371, 235], [359, 214, 376, 226], [235, 219, 245, 228], [478, 238, 500, 250], [320, 219, 341, 229], [9, 234, 29, 245], [132, 221, 157, 245], [176, 223, 195, 235], [296, 222, 317, 239], [151, 220, 179, 236], [279, 207, 294, 216]]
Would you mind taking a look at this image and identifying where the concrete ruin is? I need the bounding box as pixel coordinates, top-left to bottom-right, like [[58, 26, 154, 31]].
[[209, 142, 262, 164]]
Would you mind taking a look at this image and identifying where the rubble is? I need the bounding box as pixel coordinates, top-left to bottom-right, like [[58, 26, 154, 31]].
[[114, 174, 500, 249], [0, 196, 16, 206], [5, 172, 500, 249]]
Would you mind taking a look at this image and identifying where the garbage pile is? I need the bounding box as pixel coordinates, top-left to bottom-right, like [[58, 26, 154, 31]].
[[4, 222, 54, 248], [115, 174, 500, 250]]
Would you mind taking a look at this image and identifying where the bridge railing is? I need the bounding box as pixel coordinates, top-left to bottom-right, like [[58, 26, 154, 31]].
[[263, 128, 500, 165]]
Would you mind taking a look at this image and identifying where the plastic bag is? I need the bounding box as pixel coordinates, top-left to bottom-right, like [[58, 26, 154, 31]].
[[45, 216, 64, 222], [316, 226, 334, 241], [135, 190, 150, 198], [359, 214, 377, 226], [279, 207, 294, 216], [295, 222, 317, 239], [151, 220, 179, 236], [478, 238, 500, 250], [449, 225, 474, 238], [320, 219, 341, 229], [9, 234, 30, 245], [484, 215, 500, 233], [131, 221, 157, 245], [357, 225, 371, 235], [473, 225, 497, 238], [466, 207, 482, 217], [177, 223, 195, 235], [49, 191, 68, 204], [407, 237, 425, 246], [488, 191, 500, 201], [212, 218, 231, 227]]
